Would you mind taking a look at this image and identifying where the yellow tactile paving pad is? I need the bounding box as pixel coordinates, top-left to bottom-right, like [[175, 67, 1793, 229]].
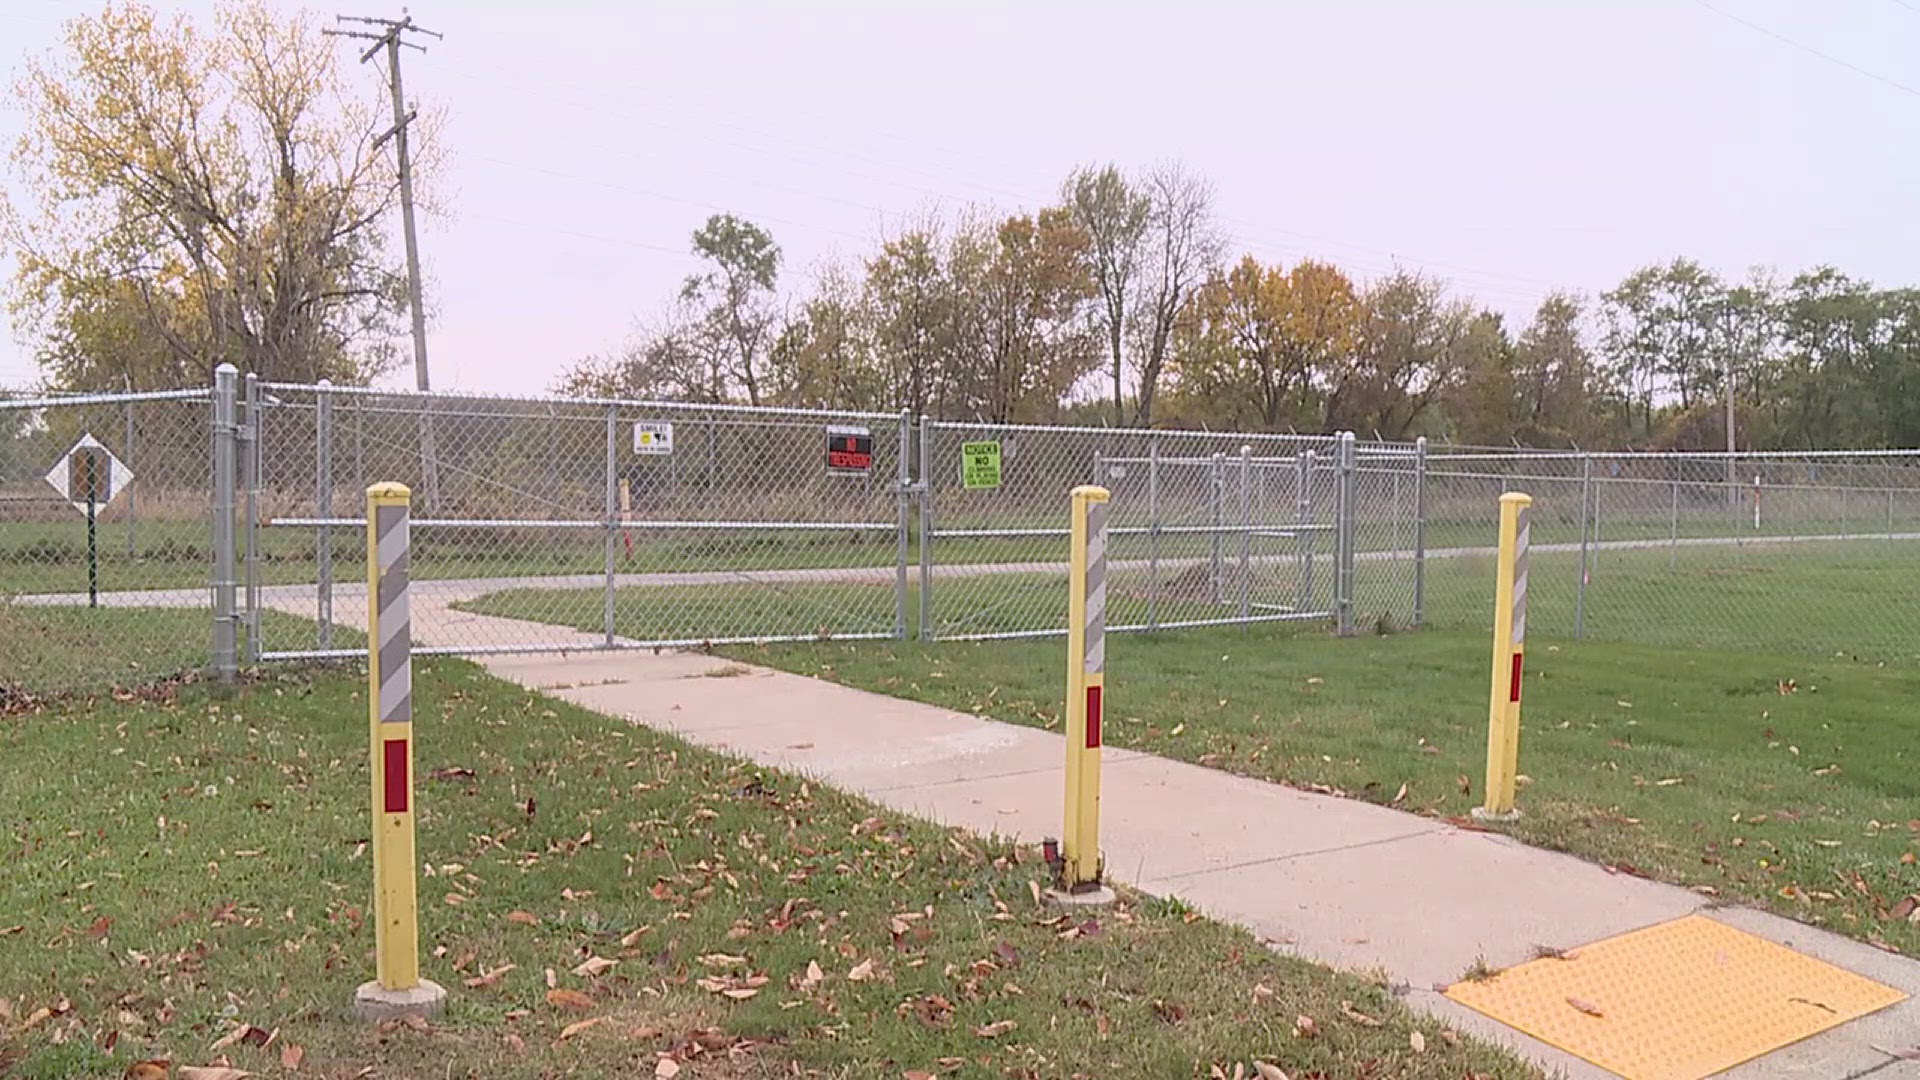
[[1445, 915, 1905, 1080]]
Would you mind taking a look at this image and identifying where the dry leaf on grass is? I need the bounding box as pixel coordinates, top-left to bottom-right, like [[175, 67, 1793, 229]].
[[504, 911, 539, 926], [1439, 1028, 1461, 1047], [571, 956, 617, 977], [1338, 1001, 1382, 1027], [1253, 1064, 1289, 1080], [278, 1044, 304, 1071], [848, 958, 876, 982], [546, 988, 594, 1012], [798, 960, 824, 991], [179, 1069, 251, 1080], [122, 1063, 171, 1080], [465, 963, 516, 989], [1293, 1014, 1318, 1039], [1410, 1031, 1426, 1053], [654, 1058, 681, 1078], [973, 1019, 1017, 1038], [558, 1017, 604, 1040]]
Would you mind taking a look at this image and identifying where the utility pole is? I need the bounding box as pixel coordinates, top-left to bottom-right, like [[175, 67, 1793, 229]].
[[327, 12, 442, 508]]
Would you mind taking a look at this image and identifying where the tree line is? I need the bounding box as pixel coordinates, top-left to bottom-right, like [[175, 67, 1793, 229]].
[[561, 170, 1920, 451], [11, 5, 1920, 452]]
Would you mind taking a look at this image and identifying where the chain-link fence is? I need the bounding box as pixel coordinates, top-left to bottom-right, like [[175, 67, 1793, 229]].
[[14, 366, 1920, 700], [1419, 448, 1920, 659], [1, 387, 215, 699]]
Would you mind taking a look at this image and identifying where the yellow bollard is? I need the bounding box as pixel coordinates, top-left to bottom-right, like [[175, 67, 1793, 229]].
[[1060, 485, 1111, 893], [1478, 492, 1532, 820], [355, 482, 445, 1019]]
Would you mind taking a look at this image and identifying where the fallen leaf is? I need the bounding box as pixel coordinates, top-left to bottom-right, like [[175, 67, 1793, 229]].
[[619, 925, 653, 947], [1567, 996, 1605, 1017], [546, 988, 594, 1012], [464, 963, 516, 989], [904, 1072, 936, 1080], [123, 1062, 171, 1080], [0, 925, 23, 937], [279, 1044, 304, 1071], [1253, 1064, 1289, 1080], [559, 1017, 604, 1040], [1438, 1028, 1461, 1047], [571, 956, 617, 978], [848, 959, 876, 982], [1456, 774, 1471, 795], [504, 911, 539, 926], [720, 988, 759, 1000], [1392, 781, 1409, 804], [1293, 1014, 1318, 1039], [1338, 1001, 1382, 1027], [654, 1058, 681, 1078], [973, 1019, 1017, 1038], [1410, 1030, 1426, 1053], [798, 960, 824, 991], [179, 1069, 251, 1080], [85, 916, 113, 939]]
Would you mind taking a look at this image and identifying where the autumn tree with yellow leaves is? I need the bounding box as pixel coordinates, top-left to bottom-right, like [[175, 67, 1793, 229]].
[[4, 1, 429, 390]]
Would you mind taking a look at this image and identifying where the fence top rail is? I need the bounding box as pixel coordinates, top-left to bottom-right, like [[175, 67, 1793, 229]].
[[922, 418, 1368, 444], [1425, 467, 1920, 496], [1, 387, 211, 409], [1430, 448, 1920, 462], [260, 380, 901, 422]]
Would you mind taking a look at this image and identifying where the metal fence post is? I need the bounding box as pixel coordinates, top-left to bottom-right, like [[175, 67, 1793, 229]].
[[1669, 477, 1679, 570], [1147, 437, 1160, 632], [1209, 451, 1224, 605], [124, 390, 137, 560], [1575, 453, 1591, 640], [211, 365, 239, 682], [895, 409, 911, 641], [1296, 450, 1315, 612], [1239, 445, 1253, 621], [603, 403, 618, 648], [917, 416, 933, 641], [317, 379, 334, 650], [242, 372, 261, 660], [1413, 436, 1427, 628], [1335, 431, 1356, 636]]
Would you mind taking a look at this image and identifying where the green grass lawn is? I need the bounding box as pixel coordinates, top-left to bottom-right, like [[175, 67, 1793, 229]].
[[736, 626, 1920, 958], [0, 606, 356, 700], [0, 660, 1532, 1080]]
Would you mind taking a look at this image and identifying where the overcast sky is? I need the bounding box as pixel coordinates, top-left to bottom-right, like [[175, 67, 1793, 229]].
[[0, 0, 1915, 394]]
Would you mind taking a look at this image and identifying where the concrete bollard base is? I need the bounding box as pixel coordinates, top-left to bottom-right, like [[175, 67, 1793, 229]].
[[353, 979, 447, 1023], [1045, 885, 1117, 908]]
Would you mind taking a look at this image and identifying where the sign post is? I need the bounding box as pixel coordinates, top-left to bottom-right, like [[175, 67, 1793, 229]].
[[1476, 492, 1531, 821], [1050, 484, 1114, 904], [45, 434, 131, 608], [354, 482, 446, 1021]]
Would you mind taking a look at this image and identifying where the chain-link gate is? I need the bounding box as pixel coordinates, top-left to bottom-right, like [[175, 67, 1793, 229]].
[[916, 422, 1416, 641], [234, 378, 914, 661]]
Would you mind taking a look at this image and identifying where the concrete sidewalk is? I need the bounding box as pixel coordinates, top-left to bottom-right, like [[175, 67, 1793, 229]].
[[479, 647, 1920, 1080]]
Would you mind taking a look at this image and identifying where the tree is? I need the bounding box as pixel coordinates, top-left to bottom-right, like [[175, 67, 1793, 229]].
[[553, 305, 729, 404], [1131, 164, 1223, 427], [866, 223, 956, 419], [1443, 312, 1518, 445], [681, 214, 781, 407], [1165, 256, 1359, 431], [1599, 259, 1723, 437], [1325, 271, 1472, 439], [4, 1, 416, 390], [1510, 293, 1608, 446], [1062, 164, 1149, 426], [767, 263, 888, 411], [947, 209, 1099, 423]]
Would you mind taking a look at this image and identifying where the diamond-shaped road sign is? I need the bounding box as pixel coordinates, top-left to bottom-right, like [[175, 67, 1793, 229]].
[[45, 433, 133, 513]]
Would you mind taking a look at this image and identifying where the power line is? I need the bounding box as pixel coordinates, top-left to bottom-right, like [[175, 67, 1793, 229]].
[[1691, 0, 1920, 99]]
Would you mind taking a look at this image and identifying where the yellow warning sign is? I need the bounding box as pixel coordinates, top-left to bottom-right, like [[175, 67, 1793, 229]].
[[1445, 915, 1904, 1080]]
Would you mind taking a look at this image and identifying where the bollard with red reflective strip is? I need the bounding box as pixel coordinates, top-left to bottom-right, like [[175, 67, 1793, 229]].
[[354, 482, 445, 1020], [1477, 491, 1532, 821], [1060, 484, 1111, 892]]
